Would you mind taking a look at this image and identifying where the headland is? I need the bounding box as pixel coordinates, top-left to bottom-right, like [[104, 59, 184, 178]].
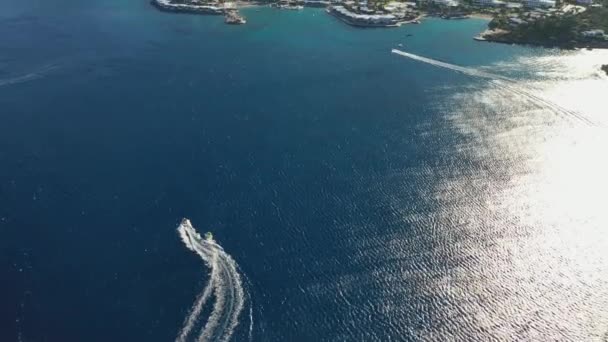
[[474, 1, 608, 49], [152, 0, 249, 24], [152, 0, 225, 14]]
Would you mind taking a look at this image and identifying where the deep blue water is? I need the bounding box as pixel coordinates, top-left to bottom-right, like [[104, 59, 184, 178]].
[[3, 1, 608, 341]]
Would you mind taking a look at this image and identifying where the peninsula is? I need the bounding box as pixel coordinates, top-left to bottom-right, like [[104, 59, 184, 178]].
[[152, 0, 224, 14], [152, 0, 247, 24], [476, 0, 608, 49]]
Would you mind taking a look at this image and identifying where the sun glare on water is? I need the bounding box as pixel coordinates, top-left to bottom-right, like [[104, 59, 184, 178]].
[[434, 48, 608, 340]]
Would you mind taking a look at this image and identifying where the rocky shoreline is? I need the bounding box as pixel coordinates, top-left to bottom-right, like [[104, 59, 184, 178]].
[[151, 0, 224, 15], [152, 0, 256, 25], [476, 29, 608, 50]]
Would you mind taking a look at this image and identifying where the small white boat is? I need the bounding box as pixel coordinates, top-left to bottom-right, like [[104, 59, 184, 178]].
[[204, 232, 213, 241]]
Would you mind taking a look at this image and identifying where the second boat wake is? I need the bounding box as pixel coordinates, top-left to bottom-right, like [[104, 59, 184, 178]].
[[176, 218, 247, 342]]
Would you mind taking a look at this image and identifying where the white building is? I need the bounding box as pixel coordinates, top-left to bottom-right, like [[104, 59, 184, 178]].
[[476, 0, 505, 7], [582, 29, 605, 38], [329, 6, 400, 25], [506, 2, 523, 8], [562, 4, 587, 13], [432, 0, 460, 6], [525, 0, 555, 8]]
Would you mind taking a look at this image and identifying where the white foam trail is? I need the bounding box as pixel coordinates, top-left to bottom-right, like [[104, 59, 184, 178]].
[[0, 64, 59, 88], [176, 263, 216, 342], [391, 49, 595, 125], [248, 302, 253, 341], [391, 49, 510, 81], [199, 263, 227, 341], [176, 219, 245, 342]]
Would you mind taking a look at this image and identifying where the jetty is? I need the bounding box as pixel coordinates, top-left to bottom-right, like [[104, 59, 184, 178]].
[[151, 0, 224, 15]]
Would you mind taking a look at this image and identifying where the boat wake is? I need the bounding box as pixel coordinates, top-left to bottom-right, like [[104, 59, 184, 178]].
[[0, 63, 60, 88], [392, 49, 510, 81], [391, 49, 595, 126], [176, 219, 246, 342]]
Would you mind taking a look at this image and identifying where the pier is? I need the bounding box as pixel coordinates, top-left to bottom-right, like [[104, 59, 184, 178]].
[[151, 0, 224, 15]]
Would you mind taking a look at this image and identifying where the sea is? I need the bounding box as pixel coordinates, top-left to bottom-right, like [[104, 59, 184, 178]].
[[2, 0, 608, 341]]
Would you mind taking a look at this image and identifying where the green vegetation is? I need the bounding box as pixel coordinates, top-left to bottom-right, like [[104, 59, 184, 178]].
[[602, 64, 608, 75], [511, 15, 578, 47], [367, 0, 390, 10], [578, 4, 608, 31], [488, 5, 608, 48]]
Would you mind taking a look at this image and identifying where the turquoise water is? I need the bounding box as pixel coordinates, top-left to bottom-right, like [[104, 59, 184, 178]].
[[2, 1, 608, 341]]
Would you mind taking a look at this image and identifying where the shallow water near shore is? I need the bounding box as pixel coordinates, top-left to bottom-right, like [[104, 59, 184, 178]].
[[2, 1, 608, 341]]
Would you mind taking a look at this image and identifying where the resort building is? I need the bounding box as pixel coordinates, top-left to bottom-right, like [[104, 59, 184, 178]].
[[561, 4, 587, 13], [581, 29, 606, 38], [505, 2, 524, 9], [431, 0, 460, 7], [524, 0, 556, 8], [328, 5, 402, 26], [475, 0, 505, 7]]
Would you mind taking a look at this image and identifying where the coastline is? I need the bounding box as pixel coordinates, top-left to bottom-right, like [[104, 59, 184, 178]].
[[475, 29, 608, 50], [151, 0, 265, 14], [150, 0, 607, 51], [152, 0, 423, 28], [150, 0, 496, 31], [151, 0, 224, 14]]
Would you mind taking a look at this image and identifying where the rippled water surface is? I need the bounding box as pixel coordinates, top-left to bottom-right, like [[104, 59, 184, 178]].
[[1, 1, 608, 341]]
